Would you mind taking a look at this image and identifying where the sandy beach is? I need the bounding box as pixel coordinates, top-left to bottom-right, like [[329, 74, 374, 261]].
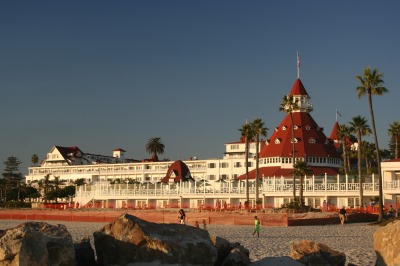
[[0, 220, 378, 266]]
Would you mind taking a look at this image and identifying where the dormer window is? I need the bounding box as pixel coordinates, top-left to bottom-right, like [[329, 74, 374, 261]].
[[274, 138, 281, 144], [282, 126, 287, 130], [325, 139, 330, 145], [274, 127, 279, 132], [309, 138, 316, 144], [291, 138, 299, 144], [294, 125, 299, 130], [305, 125, 311, 130]]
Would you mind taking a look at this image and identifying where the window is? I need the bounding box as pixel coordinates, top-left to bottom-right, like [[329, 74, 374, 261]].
[[231, 144, 239, 150], [208, 175, 216, 180], [220, 174, 228, 180], [220, 162, 229, 168], [305, 125, 311, 130], [234, 162, 242, 168], [309, 138, 316, 144], [208, 163, 216, 168], [282, 126, 287, 130], [274, 138, 281, 144]]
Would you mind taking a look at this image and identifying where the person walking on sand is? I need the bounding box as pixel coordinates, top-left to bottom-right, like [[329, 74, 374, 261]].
[[339, 206, 347, 225], [252, 216, 260, 237], [202, 219, 207, 230], [178, 209, 186, 224], [194, 221, 199, 228]]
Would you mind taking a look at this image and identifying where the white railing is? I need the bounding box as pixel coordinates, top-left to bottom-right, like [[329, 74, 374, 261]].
[[75, 180, 400, 198]]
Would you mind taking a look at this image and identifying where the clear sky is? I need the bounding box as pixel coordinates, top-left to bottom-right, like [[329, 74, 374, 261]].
[[1, 1, 399, 175]]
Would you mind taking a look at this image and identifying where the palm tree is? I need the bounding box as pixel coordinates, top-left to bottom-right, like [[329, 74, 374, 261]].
[[337, 124, 351, 174], [31, 154, 39, 166], [349, 116, 371, 208], [239, 122, 254, 206], [388, 121, 400, 159], [292, 160, 312, 207], [145, 137, 165, 162], [251, 118, 268, 203], [356, 66, 388, 221], [361, 141, 376, 174], [279, 95, 300, 201]]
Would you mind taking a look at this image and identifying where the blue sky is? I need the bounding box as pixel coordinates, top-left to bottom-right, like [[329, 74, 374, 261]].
[[1, 1, 399, 175]]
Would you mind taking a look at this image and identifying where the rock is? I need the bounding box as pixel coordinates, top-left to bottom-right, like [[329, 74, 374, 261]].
[[93, 213, 218, 265], [74, 235, 96, 266], [249, 256, 305, 266], [210, 235, 251, 266], [0, 221, 77, 266], [289, 240, 346, 266], [374, 220, 400, 266]]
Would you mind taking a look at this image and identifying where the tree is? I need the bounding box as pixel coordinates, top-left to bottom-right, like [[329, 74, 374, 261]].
[[388, 121, 400, 159], [292, 160, 312, 207], [145, 137, 165, 162], [2, 156, 23, 202], [251, 118, 268, 203], [239, 122, 254, 206], [279, 95, 300, 201], [31, 154, 39, 166], [337, 124, 351, 174], [349, 116, 371, 208], [361, 141, 376, 174], [356, 66, 388, 221]]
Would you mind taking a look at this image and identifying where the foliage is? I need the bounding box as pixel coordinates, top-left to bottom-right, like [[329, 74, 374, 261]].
[[31, 154, 39, 166], [145, 137, 165, 162], [251, 118, 268, 203], [356, 66, 388, 222], [1, 156, 23, 202], [279, 94, 300, 201]]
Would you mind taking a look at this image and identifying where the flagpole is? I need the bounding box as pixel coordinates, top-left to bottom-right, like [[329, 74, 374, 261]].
[[336, 109, 338, 122], [297, 51, 300, 79]]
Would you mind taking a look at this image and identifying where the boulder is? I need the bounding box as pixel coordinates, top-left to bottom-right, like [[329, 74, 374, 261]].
[[93, 213, 218, 265], [0, 221, 77, 266], [289, 240, 346, 266], [374, 220, 400, 266], [210, 235, 251, 266], [74, 235, 97, 266]]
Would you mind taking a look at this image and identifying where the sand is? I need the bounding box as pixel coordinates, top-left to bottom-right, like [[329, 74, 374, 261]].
[[0, 220, 378, 266]]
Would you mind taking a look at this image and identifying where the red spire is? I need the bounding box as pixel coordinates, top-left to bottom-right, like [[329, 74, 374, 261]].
[[289, 79, 309, 96]]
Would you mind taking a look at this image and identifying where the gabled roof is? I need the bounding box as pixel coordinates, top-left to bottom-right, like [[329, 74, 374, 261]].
[[289, 79, 309, 96], [161, 160, 193, 183], [259, 112, 340, 158], [53, 146, 84, 164], [113, 148, 126, 152]]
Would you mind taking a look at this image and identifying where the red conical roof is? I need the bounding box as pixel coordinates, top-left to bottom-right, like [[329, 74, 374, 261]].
[[289, 79, 309, 96], [259, 112, 340, 158]]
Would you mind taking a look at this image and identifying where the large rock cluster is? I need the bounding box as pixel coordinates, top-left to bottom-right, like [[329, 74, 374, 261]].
[[374, 220, 400, 266], [0, 221, 76, 266], [0, 214, 251, 266], [289, 240, 346, 266]]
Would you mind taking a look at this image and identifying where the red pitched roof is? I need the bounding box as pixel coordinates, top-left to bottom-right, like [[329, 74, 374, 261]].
[[161, 160, 193, 183], [289, 79, 309, 96], [259, 112, 340, 158], [238, 166, 339, 179]]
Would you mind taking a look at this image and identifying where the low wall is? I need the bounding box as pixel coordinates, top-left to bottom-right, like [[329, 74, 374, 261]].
[[0, 209, 288, 226], [0, 209, 377, 226]]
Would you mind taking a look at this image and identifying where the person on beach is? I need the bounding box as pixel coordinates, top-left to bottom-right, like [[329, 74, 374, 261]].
[[202, 219, 207, 230], [179, 209, 186, 224], [194, 221, 199, 228], [339, 206, 347, 225], [252, 216, 260, 237]]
